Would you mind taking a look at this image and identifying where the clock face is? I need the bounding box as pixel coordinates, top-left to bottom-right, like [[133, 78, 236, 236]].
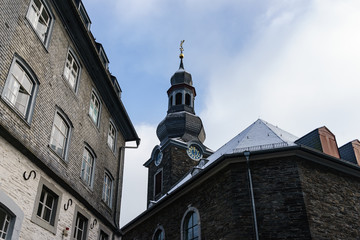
[[155, 151, 163, 166], [187, 145, 202, 161]]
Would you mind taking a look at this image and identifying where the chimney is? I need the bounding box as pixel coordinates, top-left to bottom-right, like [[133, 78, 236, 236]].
[[339, 140, 360, 165], [295, 126, 340, 158]]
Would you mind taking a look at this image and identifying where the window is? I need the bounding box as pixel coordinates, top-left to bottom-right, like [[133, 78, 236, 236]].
[[169, 95, 173, 108], [107, 122, 116, 151], [26, 0, 53, 46], [185, 93, 191, 106], [71, 206, 90, 240], [89, 91, 100, 125], [81, 148, 95, 188], [63, 50, 80, 91], [99, 230, 109, 240], [78, 2, 91, 30], [182, 208, 200, 240], [49, 112, 71, 159], [154, 170, 163, 196], [0, 189, 24, 240], [175, 92, 182, 105], [31, 178, 62, 234], [73, 213, 88, 240], [1, 57, 39, 122], [153, 226, 165, 240], [102, 172, 113, 207], [0, 207, 11, 240]]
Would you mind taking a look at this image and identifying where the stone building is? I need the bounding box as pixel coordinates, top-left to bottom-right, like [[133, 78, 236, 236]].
[[0, 0, 139, 239], [121, 54, 360, 239]]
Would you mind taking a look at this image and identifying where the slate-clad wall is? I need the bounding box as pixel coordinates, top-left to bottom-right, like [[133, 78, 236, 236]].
[[298, 159, 360, 239], [0, 0, 125, 229]]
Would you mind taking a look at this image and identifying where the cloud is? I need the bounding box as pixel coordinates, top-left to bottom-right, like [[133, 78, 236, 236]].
[[120, 123, 158, 226]]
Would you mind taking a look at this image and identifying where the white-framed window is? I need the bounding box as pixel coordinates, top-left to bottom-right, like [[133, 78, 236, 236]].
[[71, 206, 90, 240], [49, 111, 71, 159], [152, 226, 165, 240], [102, 172, 113, 207], [107, 121, 116, 151], [89, 91, 100, 126], [0, 207, 11, 240], [31, 178, 62, 234], [1, 56, 39, 122], [81, 147, 95, 188], [26, 0, 53, 46], [78, 2, 91, 30], [181, 208, 200, 240], [63, 50, 80, 91]]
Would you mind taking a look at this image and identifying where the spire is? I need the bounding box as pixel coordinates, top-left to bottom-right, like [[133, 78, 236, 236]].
[[179, 40, 185, 69], [156, 41, 206, 144]]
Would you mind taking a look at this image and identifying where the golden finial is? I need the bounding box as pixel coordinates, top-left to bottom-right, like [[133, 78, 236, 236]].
[[179, 40, 185, 59]]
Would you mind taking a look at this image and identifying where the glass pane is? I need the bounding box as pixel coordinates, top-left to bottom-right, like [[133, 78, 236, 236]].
[[37, 202, 43, 217], [43, 207, 51, 222], [22, 73, 33, 94]]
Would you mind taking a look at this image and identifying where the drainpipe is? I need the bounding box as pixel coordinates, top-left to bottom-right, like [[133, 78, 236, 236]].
[[114, 139, 140, 239], [244, 151, 259, 240]]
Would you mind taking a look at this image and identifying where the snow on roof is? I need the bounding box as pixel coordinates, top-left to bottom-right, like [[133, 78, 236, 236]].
[[156, 119, 299, 200]]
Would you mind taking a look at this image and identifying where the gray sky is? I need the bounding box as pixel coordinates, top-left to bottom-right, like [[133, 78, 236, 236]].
[[84, 0, 360, 226]]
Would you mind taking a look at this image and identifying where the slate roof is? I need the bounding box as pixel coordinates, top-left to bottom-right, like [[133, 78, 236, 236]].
[[164, 119, 299, 197]]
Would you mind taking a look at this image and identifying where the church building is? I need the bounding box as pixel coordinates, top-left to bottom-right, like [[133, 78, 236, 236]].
[[121, 50, 360, 239]]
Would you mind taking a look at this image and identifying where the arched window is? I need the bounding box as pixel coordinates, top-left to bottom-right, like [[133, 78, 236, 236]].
[[153, 226, 165, 240], [185, 93, 191, 106], [169, 95, 173, 108], [181, 208, 200, 240], [1, 55, 39, 123], [175, 92, 182, 105]]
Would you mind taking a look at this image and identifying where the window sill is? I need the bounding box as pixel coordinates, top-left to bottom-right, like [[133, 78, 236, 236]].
[[61, 74, 79, 98], [0, 97, 32, 128], [47, 145, 68, 165], [87, 114, 100, 132], [79, 178, 94, 193]]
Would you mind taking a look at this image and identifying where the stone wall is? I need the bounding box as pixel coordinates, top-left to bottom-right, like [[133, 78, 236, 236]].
[[0, 0, 125, 227], [0, 136, 114, 240]]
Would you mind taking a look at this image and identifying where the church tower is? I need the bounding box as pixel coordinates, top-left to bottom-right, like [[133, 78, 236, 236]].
[[144, 42, 212, 206]]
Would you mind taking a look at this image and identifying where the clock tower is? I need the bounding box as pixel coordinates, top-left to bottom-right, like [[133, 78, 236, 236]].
[[144, 42, 212, 206]]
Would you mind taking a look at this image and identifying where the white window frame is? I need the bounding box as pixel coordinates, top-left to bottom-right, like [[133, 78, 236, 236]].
[[78, 2, 91, 30], [31, 177, 62, 234], [63, 49, 81, 92], [107, 121, 116, 152], [81, 146, 96, 188], [49, 110, 72, 160], [88, 90, 101, 126], [26, 0, 54, 47], [102, 172, 113, 208], [181, 207, 201, 240], [1, 55, 39, 123], [71, 206, 90, 240]]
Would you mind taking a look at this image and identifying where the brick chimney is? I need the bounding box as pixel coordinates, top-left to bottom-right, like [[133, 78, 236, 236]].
[[295, 126, 340, 158], [339, 140, 360, 165]]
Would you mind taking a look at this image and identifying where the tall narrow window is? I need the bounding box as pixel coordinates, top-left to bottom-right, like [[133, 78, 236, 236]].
[[73, 213, 88, 240], [81, 148, 95, 188], [2, 57, 39, 122], [169, 95, 173, 108], [175, 92, 182, 105], [182, 209, 200, 240], [0, 207, 11, 240], [102, 172, 113, 207], [49, 112, 70, 159], [89, 91, 100, 125], [185, 93, 191, 106], [154, 170, 163, 196], [26, 0, 53, 45], [63, 50, 80, 91], [107, 122, 116, 151]]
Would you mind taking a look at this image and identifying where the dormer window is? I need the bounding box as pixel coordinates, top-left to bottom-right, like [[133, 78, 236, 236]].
[[78, 2, 91, 30], [96, 43, 109, 70]]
